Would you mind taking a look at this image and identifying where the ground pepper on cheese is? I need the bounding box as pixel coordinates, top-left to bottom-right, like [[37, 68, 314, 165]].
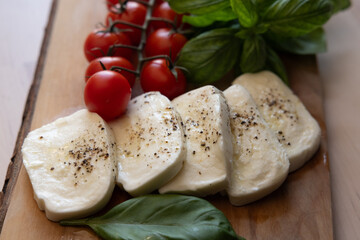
[[258, 87, 299, 147], [44, 122, 116, 187]]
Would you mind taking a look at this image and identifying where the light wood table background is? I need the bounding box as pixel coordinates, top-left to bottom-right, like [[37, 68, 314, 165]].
[[0, 0, 359, 239]]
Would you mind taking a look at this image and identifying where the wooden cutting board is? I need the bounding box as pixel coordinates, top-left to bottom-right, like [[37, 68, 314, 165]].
[[0, 0, 333, 239]]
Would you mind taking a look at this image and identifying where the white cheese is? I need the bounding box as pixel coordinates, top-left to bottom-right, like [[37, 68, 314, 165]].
[[22, 109, 116, 221], [233, 71, 321, 172], [159, 86, 232, 197], [109, 92, 186, 197], [224, 85, 289, 206]]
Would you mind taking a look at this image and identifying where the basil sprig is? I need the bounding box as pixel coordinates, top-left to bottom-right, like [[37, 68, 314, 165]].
[[169, 0, 350, 84], [61, 194, 245, 240]]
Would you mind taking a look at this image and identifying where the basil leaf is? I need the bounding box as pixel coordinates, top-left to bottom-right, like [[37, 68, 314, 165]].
[[266, 28, 327, 54], [167, 0, 230, 15], [177, 28, 241, 84], [61, 195, 244, 240], [265, 47, 289, 84], [331, 0, 351, 13], [182, 7, 238, 27], [262, 0, 333, 37], [240, 35, 267, 73], [254, 0, 277, 11], [230, 0, 258, 28]]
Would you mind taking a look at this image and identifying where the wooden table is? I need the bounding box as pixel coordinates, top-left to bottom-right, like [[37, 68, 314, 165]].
[[0, 0, 359, 239]]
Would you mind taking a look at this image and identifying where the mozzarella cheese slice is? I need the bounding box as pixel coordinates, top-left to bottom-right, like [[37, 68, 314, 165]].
[[159, 86, 232, 197], [109, 92, 186, 197], [233, 71, 321, 172], [22, 109, 116, 221], [224, 85, 289, 206]]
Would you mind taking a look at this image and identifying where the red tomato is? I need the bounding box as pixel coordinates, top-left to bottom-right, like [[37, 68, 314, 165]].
[[106, 2, 147, 46], [107, 0, 160, 11], [140, 59, 186, 100], [155, 0, 164, 5], [106, 0, 119, 10], [150, 2, 183, 30], [144, 28, 187, 62], [85, 56, 136, 87], [84, 70, 131, 120], [84, 29, 133, 62]]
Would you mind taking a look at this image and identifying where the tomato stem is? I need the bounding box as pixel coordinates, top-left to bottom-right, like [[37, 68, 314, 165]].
[[120, 0, 128, 12], [110, 66, 140, 76], [107, 0, 183, 80], [87, 47, 106, 59], [99, 61, 107, 70], [135, 0, 156, 74], [111, 20, 144, 30], [140, 55, 174, 70], [107, 44, 139, 57], [141, 55, 172, 64]]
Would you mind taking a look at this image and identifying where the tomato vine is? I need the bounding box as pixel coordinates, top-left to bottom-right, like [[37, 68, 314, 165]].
[[83, 0, 188, 120]]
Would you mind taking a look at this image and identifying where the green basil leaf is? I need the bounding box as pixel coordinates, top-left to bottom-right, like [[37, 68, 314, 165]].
[[167, 0, 230, 15], [266, 27, 327, 54], [61, 195, 244, 240], [230, 0, 258, 28], [240, 35, 267, 73], [254, 0, 277, 11], [183, 7, 238, 27], [262, 0, 333, 37], [265, 47, 289, 84], [331, 0, 351, 13], [177, 28, 241, 84]]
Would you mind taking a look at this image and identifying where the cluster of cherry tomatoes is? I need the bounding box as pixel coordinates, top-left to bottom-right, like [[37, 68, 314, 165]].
[[83, 0, 188, 120]]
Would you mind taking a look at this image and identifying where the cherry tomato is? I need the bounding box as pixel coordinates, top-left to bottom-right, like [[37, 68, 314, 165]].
[[84, 70, 131, 120], [150, 2, 183, 30], [106, 2, 147, 46], [155, 0, 165, 5], [106, 0, 119, 10], [140, 59, 186, 100], [85, 56, 136, 87], [144, 28, 187, 62], [84, 28, 133, 62], [107, 1, 162, 12]]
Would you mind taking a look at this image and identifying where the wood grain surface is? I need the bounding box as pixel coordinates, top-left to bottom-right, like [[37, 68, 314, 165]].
[[0, 0, 333, 239]]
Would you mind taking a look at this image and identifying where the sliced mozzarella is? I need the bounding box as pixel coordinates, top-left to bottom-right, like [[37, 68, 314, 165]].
[[22, 109, 116, 221], [159, 86, 232, 197], [233, 71, 321, 172], [109, 92, 186, 197], [224, 85, 289, 206]]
